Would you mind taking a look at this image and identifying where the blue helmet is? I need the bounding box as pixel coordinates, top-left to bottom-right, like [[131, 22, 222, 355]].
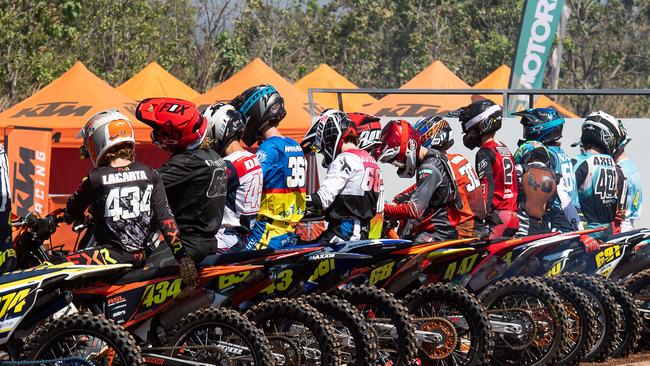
[[414, 115, 454, 150], [514, 140, 551, 167], [514, 108, 565, 144]]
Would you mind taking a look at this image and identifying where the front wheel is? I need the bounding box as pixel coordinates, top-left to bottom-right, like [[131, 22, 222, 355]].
[[301, 293, 377, 365], [404, 283, 493, 366], [24, 313, 143, 365], [166, 307, 274, 365], [337, 285, 417, 365], [479, 277, 567, 366], [246, 298, 340, 365], [541, 277, 597, 366], [602, 279, 642, 358], [560, 273, 620, 362]]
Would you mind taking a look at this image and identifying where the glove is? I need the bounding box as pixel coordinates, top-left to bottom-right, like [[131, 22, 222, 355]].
[[178, 256, 198, 289], [610, 220, 622, 235], [580, 235, 601, 254]]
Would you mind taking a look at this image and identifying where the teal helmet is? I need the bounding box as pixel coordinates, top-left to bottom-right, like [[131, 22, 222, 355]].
[[514, 140, 551, 167]]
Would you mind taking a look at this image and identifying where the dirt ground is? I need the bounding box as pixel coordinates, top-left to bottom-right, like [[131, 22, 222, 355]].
[[581, 352, 650, 365]]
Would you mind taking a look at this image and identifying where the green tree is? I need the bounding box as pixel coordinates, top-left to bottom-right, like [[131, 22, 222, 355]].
[[0, 0, 79, 110]]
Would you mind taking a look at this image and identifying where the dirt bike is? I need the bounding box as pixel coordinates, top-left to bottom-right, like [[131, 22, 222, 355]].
[[12, 210, 279, 366], [0, 213, 144, 364], [529, 227, 650, 360], [384, 224, 576, 366], [260, 237, 491, 366]]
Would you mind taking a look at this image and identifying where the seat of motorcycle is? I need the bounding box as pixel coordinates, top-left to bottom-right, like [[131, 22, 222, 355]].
[[111, 247, 180, 284], [199, 248, 275, 267], [603, 228, 645, 243]]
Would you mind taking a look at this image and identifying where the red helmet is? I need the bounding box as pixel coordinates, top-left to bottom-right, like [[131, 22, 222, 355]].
[[136, 98, 208, 153], [347, 112, 382, 153], [377, 120, 421, 178]]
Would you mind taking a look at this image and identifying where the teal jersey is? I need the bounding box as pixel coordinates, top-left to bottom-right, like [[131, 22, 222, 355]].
[[618, 158, 642, 221], [573, 152, 626, 226], [547, 146, 580, 209]]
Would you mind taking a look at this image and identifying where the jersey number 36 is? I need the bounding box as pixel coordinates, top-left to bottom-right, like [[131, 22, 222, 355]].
[[287, 156, 306, 188]]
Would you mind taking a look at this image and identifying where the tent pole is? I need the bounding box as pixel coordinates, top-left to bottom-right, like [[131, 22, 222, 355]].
[[337, 92, 344, 111]]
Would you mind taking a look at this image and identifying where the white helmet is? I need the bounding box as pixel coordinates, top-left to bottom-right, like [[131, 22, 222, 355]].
[[203, 103, 246, 155], [78, 109, 135, 166]]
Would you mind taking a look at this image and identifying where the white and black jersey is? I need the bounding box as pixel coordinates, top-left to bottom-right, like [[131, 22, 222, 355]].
[[308, 149, 384, 242], [67, 162, 177, 253]]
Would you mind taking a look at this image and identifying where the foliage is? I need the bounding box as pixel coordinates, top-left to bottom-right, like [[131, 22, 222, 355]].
[[0, 0, 648, 116]]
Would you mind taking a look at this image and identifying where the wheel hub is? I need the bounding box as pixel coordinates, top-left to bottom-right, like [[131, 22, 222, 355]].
[[532, 307, 555, 348], [419, 317, 458, 359]]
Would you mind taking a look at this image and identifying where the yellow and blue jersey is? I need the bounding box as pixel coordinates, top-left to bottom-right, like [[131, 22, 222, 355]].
[[246, 136, 306, 249]]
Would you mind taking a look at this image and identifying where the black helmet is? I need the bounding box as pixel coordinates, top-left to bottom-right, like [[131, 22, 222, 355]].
[[414, 115, 454, 150], [308, 109, 357, 168], [457, 100, 502, 149], [513, 108, 565, 144], [203, 103, 246, 155], [580, 111, 623, 156], [231, 84, 286, 146]]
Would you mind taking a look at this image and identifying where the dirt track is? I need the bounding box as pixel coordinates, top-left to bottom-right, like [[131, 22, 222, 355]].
[[581, 352, 650, 365]]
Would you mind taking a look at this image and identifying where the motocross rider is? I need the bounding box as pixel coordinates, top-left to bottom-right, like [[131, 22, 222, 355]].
[[611, 119, 642, 232], [302, 109, 384, 243], [136, 98, 227, 281], [457, 100, 519, 238], [0, 143, 15, 274], [231, 85, 307, 250], [572, 111, 627, 235], [378, 120, 458, 243], [203, 103, 262, 252], [414, 115, 488, 239], [513, 141, 557, 236], [515, 108, 582, 232], [66, 109, 198, 288]]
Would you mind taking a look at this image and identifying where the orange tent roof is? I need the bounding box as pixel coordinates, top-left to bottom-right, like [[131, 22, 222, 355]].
[[473, 65, 578, 118], [362, 60, 473, 117], [117, 62, 199, 101], [194, 58, 317, 142], [0, 62, 152, 146], [294, 64, 377, 112]]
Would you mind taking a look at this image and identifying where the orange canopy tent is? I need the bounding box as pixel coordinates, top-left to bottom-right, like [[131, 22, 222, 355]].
[[117, 62, 200, 101], [0, 61, 154, 146], [0, 61, 168, 194], [362, 60, 473, 117], [194, 58, 317, 142], [294, 64, 377, 112], [473, 65, 578, 118]]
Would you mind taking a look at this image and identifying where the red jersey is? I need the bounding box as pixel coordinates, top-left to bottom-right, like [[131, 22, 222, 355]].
[[475, 140, 518, 212], [447, 153, 487, 238]]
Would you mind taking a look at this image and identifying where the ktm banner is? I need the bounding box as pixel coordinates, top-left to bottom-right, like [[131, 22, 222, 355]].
[[508, 0, 564, 114], [6, 128, 52, 216]]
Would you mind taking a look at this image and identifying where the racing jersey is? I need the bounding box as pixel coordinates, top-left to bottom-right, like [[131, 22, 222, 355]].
[[385, 149, 457, 240], [308, 149, 384, 241], [256, 136, 307, 226], [159, 148, 227, 260], [475, 140, 518, 213], [447, 153, 487, 238], [573, 152, 627, 226], [0, 145, 15, 274], [67, 161, 186, 258], [220, 150, 263, 234], [547, 145, 581, 231], [618, 158, 642, 229]]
